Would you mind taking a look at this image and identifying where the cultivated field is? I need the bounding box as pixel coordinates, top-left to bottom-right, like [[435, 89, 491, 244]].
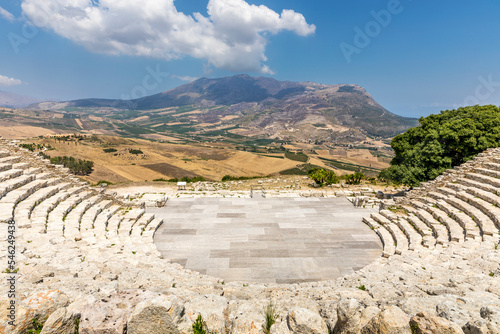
[[22, 134, 390, 184]]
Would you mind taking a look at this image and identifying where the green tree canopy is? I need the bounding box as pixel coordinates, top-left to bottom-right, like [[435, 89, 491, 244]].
[[308, 168, 338, 186], [381, 105, 500, 186]]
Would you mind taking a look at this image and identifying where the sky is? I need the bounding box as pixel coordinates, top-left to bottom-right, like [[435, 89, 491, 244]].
[[0, 0, 499, 118]]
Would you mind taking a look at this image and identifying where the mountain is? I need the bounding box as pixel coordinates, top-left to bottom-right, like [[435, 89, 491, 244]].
[[29, 75, 418, 138], [0, 90, 44, 108]]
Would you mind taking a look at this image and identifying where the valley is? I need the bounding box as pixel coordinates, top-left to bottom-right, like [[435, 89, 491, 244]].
[[0, 75, 404, 184]]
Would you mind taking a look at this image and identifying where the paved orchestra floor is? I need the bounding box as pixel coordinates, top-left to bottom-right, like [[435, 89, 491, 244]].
[[151, 197, 381, 283]]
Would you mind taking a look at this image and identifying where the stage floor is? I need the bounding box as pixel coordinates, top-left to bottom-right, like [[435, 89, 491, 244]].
[[151, 197, 381, 283]]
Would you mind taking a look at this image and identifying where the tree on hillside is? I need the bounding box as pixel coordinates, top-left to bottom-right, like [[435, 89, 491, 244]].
[[380, 105, 500, 186], [308, 168, 338, 186], [49, 156, 94, 175]]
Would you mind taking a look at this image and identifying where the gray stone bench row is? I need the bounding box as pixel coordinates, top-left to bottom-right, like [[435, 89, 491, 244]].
[[0, 155, 21, 164], [64, 195, 103, 239], [363, 216, 396, 257], [15, 182, 73, 228], [415, 200, 464, 242], [0, 174, 35, 203], [435, 187, 498, 238], [0, 178, 60, 223], [29, 185, 86, 233], [400, 208, 436, 248], [46, 191, 94, 238], [404, 204, 449, 245], [0, 168, 22, 182]]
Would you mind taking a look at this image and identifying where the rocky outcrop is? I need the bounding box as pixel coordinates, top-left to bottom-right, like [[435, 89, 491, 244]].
[[0, 140, 499, 333]]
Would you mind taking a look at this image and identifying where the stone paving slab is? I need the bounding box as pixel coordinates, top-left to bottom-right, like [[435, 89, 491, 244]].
[[151, 197, 381, 283]]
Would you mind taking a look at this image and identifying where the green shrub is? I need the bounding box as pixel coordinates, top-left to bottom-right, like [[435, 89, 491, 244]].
[[94, 180, 113, 186], [103, 148, 117, 153], [263, 301, 278, 334], [193, 315, 207, 334], [27, 317, 44, 334]]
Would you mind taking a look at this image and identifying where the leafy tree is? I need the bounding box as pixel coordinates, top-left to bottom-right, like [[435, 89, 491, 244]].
[[381, 105, 500, 186], [308, 168, 338, 186], [129, 149, 143, 155]]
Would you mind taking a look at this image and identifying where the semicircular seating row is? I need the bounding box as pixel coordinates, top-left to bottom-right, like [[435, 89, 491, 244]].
[[0, 142, 165, 270], [363, 149, 500, 258]]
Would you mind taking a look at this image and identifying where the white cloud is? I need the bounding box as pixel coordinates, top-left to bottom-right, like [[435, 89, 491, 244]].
[[172, 75, 199, 82], [0, 75, 22, 86], [0, 6, 15, 22], [20, 0, 315, 73]]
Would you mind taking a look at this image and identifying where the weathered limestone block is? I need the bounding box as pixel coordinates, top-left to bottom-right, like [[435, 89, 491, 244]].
[[228, 300, 267, 334], [39, 307, 80, 334], [410, 312, 464, 334], [334, 298, 380, 334], [178, 295, 228, 334], [270, 317, 292, 334], [360, 306, 411, 334], [463, 306, 500, 334], [78, 290, 161, 334], [127, 298, 180, 334], [14, 290, 69, 334], [286, 307, 328, 334]]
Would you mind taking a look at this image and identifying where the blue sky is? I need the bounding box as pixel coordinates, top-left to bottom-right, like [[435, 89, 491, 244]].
[[0, 0, 499, 117]]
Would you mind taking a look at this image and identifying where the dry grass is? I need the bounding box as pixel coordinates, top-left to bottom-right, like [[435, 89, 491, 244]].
[[0, 125, 57, 138]]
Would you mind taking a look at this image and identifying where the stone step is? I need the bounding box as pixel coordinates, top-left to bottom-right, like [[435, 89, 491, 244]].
[[12, 162, 30, 170], [80, 199, 113, 236], [455, 191, 500, 235], [433, 200, 481, 239], [384, 221, 409, 255], [415, 200, 464, 243], [91, 204, 122, 243], [130, 212, 155, 237], [407, 203, 450, 245], [466, 172, 500, 189], [29, 186, 86, 233], [15, 181, 71, 228], [64, 195, 103, 239], [436, 187, 496, 238], [404, 211, 436, 248], [461, 182, 500, 207], [0, 163, 13, 172], [474, 167, 500, 180], [0, 156, 21, 164], [363, 216, 396, 258], [395, 218, 423, 250], [0, 178, 56, 223], [46, 191, 94, 237], [0, 174, 36, 202]]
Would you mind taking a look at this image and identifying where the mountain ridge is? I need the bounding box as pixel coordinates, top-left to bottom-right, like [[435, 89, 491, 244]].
[[0, 90, 44, 108], [28, 75, 418, 138]]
